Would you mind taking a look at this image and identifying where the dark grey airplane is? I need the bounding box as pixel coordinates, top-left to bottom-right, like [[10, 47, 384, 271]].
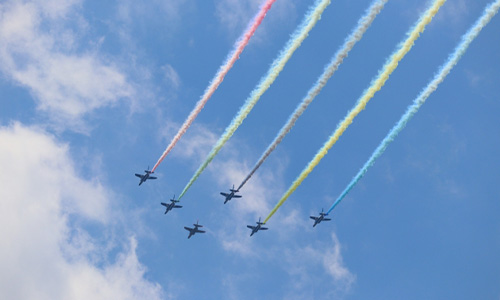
[[220, 184, 242, 204], [247, 217, 268, 237], [135, 166, 157, 186], [310, 209, 331, 227], [184, 221, 205, 239], [160, 195, 182, 214]]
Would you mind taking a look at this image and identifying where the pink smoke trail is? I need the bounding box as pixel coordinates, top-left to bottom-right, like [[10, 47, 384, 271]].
[[151, 0, 276, 172]]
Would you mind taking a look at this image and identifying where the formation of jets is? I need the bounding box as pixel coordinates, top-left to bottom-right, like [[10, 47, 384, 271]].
[[134, 169, 335, 239], [184, 221, 206, 239]]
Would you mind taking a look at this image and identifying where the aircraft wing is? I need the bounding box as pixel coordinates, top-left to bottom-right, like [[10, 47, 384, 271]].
[[247, 225, 255, 229], [160, 202, 168, 207], [310, 216, 318, 220], [174, 205, 182, 208], [260, 227, 268, 231], [220, 192, 229, 197], [233, 195, 242, 198], [323, 218, 331, 221], [197, 229, 206, 233], [184, 227, 192, 231], [149, 176, 157, 180], [135, 174, 143, 178]]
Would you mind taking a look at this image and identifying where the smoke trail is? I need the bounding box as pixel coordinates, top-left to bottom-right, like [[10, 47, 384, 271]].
[[177, 0, 332, 200], [151, 0, 276, 172], [326, 0, 500, 215], [264, 0, 446, 224], [237, 0, 388, 192]]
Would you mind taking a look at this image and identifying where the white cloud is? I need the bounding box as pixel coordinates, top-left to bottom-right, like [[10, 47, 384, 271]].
[[322, 233, 355, 285], [401, 0, 469, 28], [162, 64, 181, 90], [436, 0, 468, 25], [0, 0, 134, 130], [116, 0, 191, 34], [0, 123, 163, 300], [283, 233, 355, 299], [465, 69, 482, 87], [167, 123, 220, 163], [215, 0, 262, 33], [34, 0, 81, 19]]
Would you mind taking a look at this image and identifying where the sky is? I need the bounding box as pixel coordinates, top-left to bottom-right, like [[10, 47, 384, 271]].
[[0, 0, 499, 299]]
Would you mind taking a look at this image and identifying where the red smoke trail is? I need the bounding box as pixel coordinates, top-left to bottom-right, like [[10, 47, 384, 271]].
[[152, 0, 276, 172]]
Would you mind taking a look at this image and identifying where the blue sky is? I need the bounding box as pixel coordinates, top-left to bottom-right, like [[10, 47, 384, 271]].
[[1, 0, 499, 299]]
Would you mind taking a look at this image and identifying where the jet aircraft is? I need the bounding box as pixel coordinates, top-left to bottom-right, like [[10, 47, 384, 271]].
[[160, 195, 182, 214], [310, 209, 331, 227], [247, 217, 268, 237], [184, 221, 206, 239], [220, 184, 242, 204], [135, 166, 157, 186]]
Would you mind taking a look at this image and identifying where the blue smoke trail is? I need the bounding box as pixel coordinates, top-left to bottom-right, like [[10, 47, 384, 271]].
[[327, 0, 500, 215]]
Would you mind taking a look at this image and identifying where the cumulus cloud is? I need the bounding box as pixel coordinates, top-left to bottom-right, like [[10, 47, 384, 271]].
[[0, 0, 134, 129], [0, 123, 163, 300]]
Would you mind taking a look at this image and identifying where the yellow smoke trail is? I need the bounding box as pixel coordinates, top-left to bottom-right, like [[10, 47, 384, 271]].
[[264, 0, 446, 224]]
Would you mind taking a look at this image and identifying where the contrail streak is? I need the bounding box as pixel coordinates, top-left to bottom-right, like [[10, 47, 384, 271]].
[[237, 0, 388, 192], [151, 0, 277, 172], [178, 0, 332, 200], [326, 0, 500, 215], [264, 0, 446, 224]]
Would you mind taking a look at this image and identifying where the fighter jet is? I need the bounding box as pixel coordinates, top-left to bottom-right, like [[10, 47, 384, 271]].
[[220, 184, 242, 204], [135, 166, 157, 186], [310, 209, 331, 227], [247, 217, 268, 237], [184, 221, 205, 239], [160, 195, 182, 214]]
